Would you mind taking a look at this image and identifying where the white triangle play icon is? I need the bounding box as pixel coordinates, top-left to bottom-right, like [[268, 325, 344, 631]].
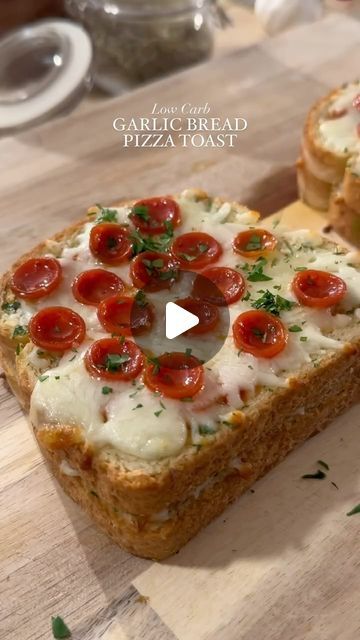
[[165, 302, 199, 339]]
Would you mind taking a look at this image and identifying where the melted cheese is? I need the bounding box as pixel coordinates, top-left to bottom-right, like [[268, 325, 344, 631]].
[[28, 191, 360, 462], [319, 82, 360, 155]]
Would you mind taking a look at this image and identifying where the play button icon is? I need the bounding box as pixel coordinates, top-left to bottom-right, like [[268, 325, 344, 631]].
[[165, 301, 199, 339]]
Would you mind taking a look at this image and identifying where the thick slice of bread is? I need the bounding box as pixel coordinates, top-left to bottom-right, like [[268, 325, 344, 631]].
[[1, 189, 360, 559], [298, 81, 360, 245]]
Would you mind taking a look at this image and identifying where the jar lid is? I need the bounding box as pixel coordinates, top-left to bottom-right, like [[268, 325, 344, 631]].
[[0, 19, 93, 134]]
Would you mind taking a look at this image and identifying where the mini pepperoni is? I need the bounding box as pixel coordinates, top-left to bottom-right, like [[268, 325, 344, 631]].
[[176, 297, 219, 334], [72, 269, 125, 306], [171, 232, 222, 269], [97, 294, 154, 336], [10, 257, 62, 300], [233, 310, 287, 359], [130, 251, 179, 292], [192, 267, 246, 306], [85, 337, 144, 382], [233, 229, 277, 258], [144, 352, 204, 399], [129, 197, 181, 235], [292, 269, 347, 308], [29, 306, 86, 352], [89, 223, 132, 265]]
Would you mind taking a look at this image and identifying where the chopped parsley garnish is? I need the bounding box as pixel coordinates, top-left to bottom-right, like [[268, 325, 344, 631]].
[[131, 204, 150, 221], [289, 325, 302, 332], [185, 348, 192, 357], [300, 336, 308, 342], [147, 356, 160, 375], [251, 290, 295, 316], [143, 258, 164, 271], [179, 252, 197, 262], [12, 325, 28, 338], [51, 615, 71, 639], [134, 290, 147, 307], [95, 204, 118, 223], [38, 375, 49, 382], [1, 300, 21, 314], [294, 266, 307, 271], [154, 402, 166, 417], [132, 403, 143, 410], [242, 291, 251, 301], [244, 234, 262, 251], [105, 353, 130, 372], [180, 397, 193, 403], [102, 386, 113, 395], [199, 424, 216, 435], [130, 224, 173, 255], [158, 268, 178, 281], [15, 344, 22, 355], [198, 242, 209, 253], [317, 459, 329, 471], [347, 504, 360, 516], [247, 258, 273, 282], [301, 470, 326, 480]]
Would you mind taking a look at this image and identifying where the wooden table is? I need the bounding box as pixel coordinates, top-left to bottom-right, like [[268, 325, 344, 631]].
[[1, 14, 360, 640]]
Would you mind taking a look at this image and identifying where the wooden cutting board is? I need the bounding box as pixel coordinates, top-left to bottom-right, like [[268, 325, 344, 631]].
[[1, 13, 360, 640]]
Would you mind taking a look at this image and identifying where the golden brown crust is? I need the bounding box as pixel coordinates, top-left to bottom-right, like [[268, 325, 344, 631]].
[[343, 165, 360, 214], [329, 191, 360, 247], [296, 155, 333, 211], [302, 88, 352, 181]]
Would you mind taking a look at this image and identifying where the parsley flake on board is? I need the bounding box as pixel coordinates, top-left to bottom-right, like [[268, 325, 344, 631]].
[[301, 470, 326, 480], [251, 290, 295, 316], [317, 459, 329, 471], [51, 616, 71, 639], [289, 325, 302, 333], [95, 204, 118, 223], [38, 375, 49, 382], [1, 300, 21, 314], [102, 386, 113, 395], [247, 258, 273, 282], [199, 424, 216, 436], [12, 325, 28, 338], [347, 504, 360, 516], [105, 353, 130, 372]]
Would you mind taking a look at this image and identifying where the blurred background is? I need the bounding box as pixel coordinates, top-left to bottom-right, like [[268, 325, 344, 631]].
[[0, 0, 358, 133]]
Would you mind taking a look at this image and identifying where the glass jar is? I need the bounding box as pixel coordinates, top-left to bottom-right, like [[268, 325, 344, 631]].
[[66, 0, 218, 94]]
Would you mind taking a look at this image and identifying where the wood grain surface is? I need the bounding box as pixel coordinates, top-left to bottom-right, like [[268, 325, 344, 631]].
[[1, 14, 360, 640]]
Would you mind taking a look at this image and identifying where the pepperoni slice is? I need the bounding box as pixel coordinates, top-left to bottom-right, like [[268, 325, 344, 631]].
[[130, 251, 179, 291], [233, 310, 287, 358], [171, 232, 222, 269], [233, 229, 277, 258], [29, 306, 86, 352], [192, 267, 246, 306], [89, 223, 132, 265], [72, 269, 125, 306], [97, 294, 154, 336], [129, 197, 181, 235], [10, 257, 62, 300], [85, 337, 144, 381], [292, 269, 347, 308], [176, 298, 219, 334], [144, 352, 204, 399]]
